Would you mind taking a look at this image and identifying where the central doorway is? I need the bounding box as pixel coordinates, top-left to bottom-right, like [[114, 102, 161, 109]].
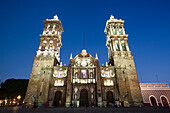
[[54, 91, 62, 107], [80, 89, 88, 107]]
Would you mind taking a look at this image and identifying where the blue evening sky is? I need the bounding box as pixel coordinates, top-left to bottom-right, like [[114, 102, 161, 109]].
[[0, 0, 170, 85]]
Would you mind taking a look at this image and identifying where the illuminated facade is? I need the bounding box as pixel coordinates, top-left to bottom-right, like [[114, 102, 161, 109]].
[[25, 14, 143, 107]]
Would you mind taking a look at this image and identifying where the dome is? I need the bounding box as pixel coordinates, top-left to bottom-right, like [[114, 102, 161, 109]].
[[69, 49, 99, 67]]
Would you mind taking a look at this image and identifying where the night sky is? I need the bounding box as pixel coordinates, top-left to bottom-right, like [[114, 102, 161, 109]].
[[0, 0, 170, 85]]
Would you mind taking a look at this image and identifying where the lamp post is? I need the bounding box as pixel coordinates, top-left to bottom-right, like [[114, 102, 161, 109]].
[[17, 95, 21, 106]]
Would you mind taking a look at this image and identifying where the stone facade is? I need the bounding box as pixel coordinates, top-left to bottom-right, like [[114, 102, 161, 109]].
[[24, 14, 143, 107]]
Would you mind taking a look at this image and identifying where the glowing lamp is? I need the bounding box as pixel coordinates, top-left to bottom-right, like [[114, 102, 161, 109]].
[[17, 95, 21, 100]]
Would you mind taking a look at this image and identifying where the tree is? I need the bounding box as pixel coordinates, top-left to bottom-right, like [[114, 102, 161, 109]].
[[0, 79, 29, 100]]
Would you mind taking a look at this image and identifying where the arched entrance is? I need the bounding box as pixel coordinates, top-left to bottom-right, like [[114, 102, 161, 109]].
[[150, 96, 158, 106], [106, 91, 114, 106], [54, 91, 62, 107], [80, 89, 88, 107], [161, 96, 169, 107]]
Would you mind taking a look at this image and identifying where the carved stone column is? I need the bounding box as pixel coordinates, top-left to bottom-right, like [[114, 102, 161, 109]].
[[110, 25, 113, 35], [118, 39, 123, 51], [111, 38, 116, 52], [124, 39, 130, 51]]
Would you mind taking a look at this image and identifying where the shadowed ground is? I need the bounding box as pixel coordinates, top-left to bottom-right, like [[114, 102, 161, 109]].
[[0, 106, 170, 113]]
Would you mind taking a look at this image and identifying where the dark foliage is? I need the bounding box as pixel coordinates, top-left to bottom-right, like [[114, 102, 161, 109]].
[[0, 79, 29, 99]]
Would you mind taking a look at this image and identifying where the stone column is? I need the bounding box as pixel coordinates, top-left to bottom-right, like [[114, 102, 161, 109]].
[[111, 39, 116, 51], [38, 38, 43, 50], [119, 39, 125, 57], [118, 39, 123, 51], [65, 65, 72, 107], [96, 65, 103, 107], [110, 25, 113, 35], [124, 38, 131, 56], [108, 47, 111, 58], [116, 25, 119, 35], [124, 39, 130, 51]]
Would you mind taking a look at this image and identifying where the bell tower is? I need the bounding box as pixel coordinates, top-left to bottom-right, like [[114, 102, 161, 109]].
[[104, 15, 131, 65], [37, 14, 63, 62], [104, 15, 143, 106], [25, 14, 63, 106]]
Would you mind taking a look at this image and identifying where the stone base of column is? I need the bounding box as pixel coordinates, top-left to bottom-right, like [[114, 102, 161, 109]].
[[121, 51, 126, 57], [98, 101, 103, 107], [103, 101, 107, 107], [65, 102, 70, 107], [124, 101, 130, 107], [49, 101, 53, 107], [127, 51, 131, 56], [113, 51, 119, 57]]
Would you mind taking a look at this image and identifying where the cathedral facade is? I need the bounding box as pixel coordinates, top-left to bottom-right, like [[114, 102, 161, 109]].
[[24, 14, 143, 107]]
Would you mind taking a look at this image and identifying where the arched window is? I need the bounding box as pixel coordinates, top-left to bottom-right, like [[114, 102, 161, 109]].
[[115, 40, 120, 51], [121, 41, 126, 51], [49, 40, 53, 50], [160, 95, 169, 107], [41, 43, 46, 51], [118, 26, 122, 35], [119, 30, 122, 35], [90, 72, 93, 78], [41, 40, 47, 51], [149, 95, 159, 106], [112, 26, 116, 35], [75, 72, 78, 78]]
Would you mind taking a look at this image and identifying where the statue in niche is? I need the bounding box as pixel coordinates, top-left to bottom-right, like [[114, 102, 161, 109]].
[[53, 25, 56, 30], [91, 94, 93, 99], [41, 43, 46, 51], [75, 73, 78, 78], [46, 24, 50, 31], [50, 43, 53, 50], [75, 94, 77, 99], [90, 87, 94, 93], [90, 72, 93, 78], [74, 87, 78, 93]]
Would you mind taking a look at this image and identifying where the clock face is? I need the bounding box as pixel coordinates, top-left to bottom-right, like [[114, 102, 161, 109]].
[[81, 61, 87, 67]]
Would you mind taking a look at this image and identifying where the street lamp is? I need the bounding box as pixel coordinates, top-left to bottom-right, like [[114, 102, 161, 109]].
[[17, 95, 21, 100], [17, 95, 21, 106]]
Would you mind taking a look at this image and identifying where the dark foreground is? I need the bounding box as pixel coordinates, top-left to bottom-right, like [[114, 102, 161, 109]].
[[0, 106, 170, 113]]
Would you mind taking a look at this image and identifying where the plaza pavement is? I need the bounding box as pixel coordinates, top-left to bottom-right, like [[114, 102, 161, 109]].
[[0, 106, 170, 113]]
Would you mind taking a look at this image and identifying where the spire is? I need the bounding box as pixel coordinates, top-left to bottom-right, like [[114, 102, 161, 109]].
[[60, 62, 62, 67], [95, 53, 98, 59], [70, 53, 72, 59], [106, 62, 108, 67], [54, 13, 59, 20], [81, 49, 87, 56], [110, 14, 114, 20]]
